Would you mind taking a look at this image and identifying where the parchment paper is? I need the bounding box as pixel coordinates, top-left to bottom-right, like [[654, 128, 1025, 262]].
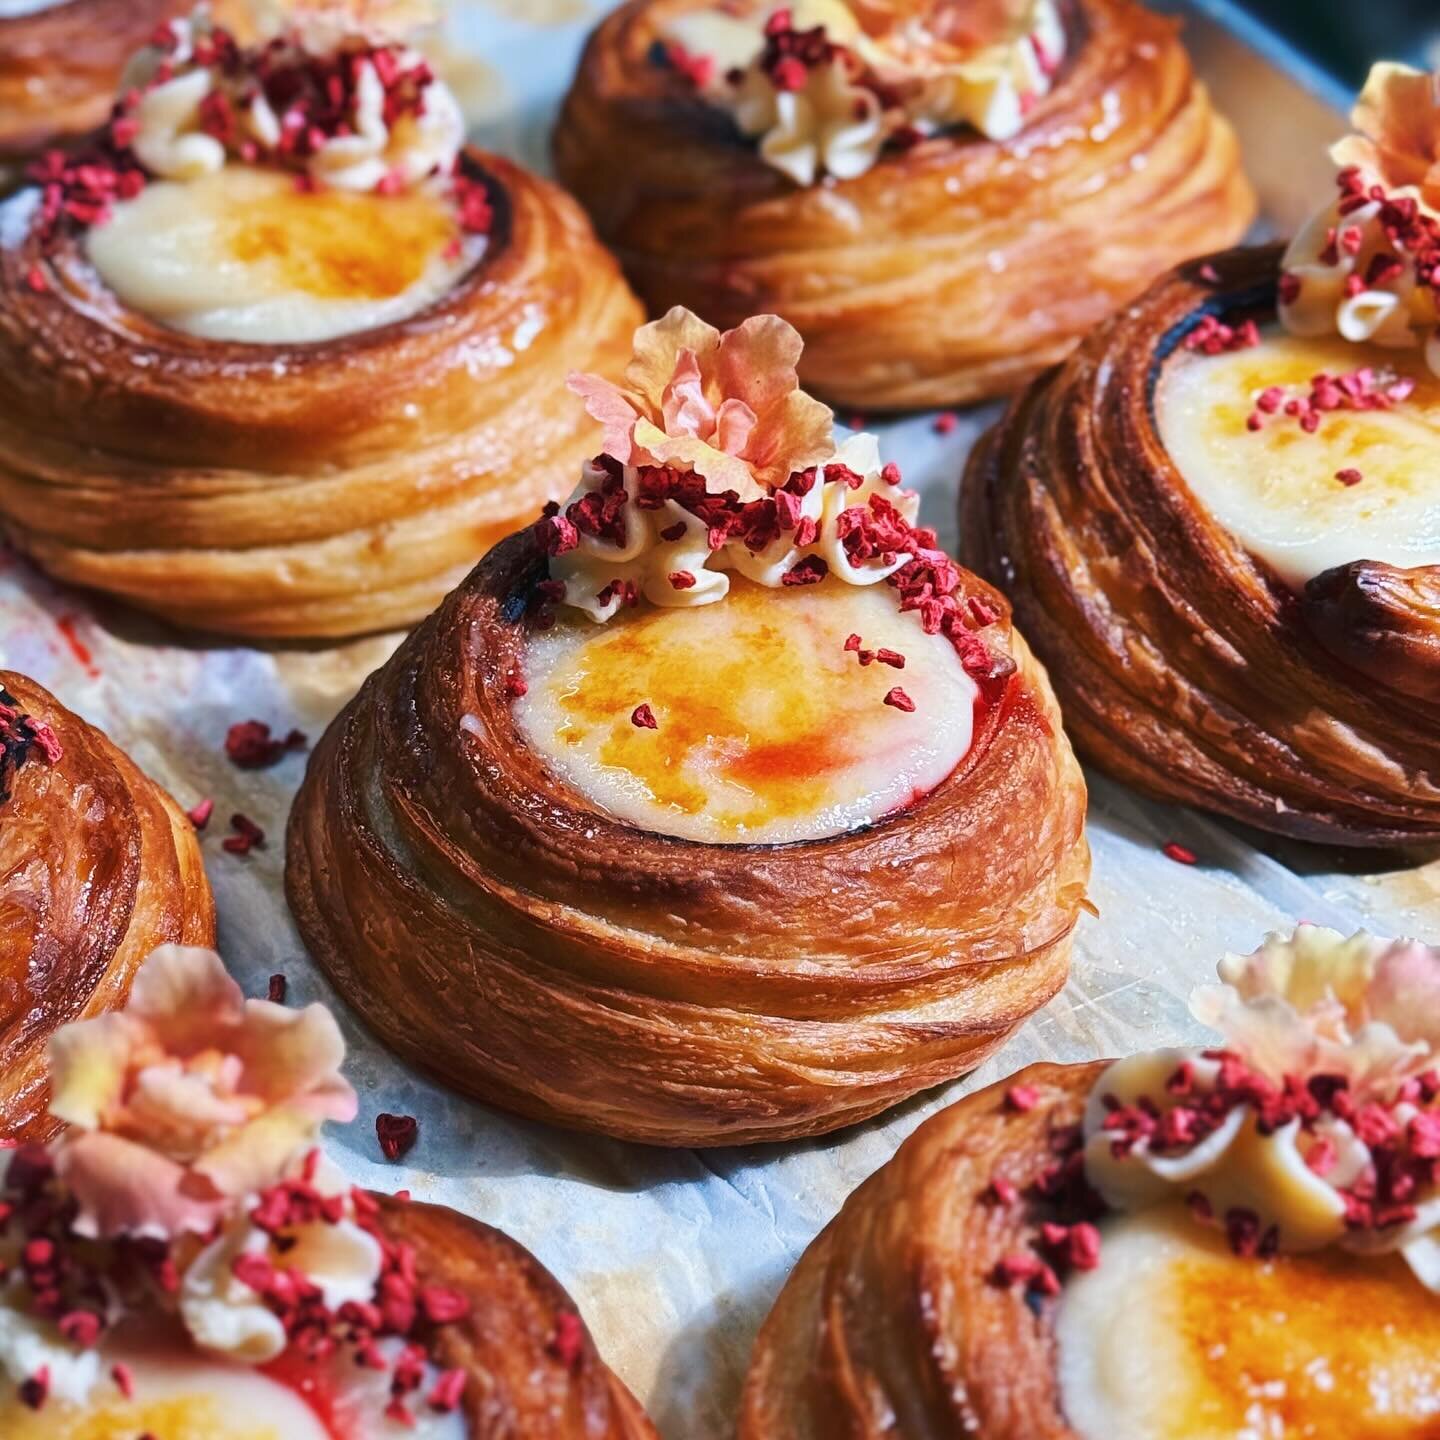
[[2, 5, 1436, 1434]]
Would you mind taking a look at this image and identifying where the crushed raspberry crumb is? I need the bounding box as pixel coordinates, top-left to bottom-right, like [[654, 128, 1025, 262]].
[[375, 1113, 419, 1162], [882, 686, 915, 713], [225, 719, 306, 769], [932, 411, 959, 436], [1162, 841, 1197, 865], [24, 265, 47, 294], [1336, 468, 1363, 486], [112, 1363, 134, 1399], [631, 703, 658, 730], [548, 1312, 585, 1371], [1185, 314, 1261, 355], [1006, 1084, 1041, 1113], [186, 797, 215, 830], [18, 1366, 48, 1410], [267, 973, 288, 1004], [875, 648, 905, 669], [222, 812, 265, 856], [668, 570, 697, 590]]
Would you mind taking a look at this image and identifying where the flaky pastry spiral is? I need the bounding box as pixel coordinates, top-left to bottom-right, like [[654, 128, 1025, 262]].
[[0, 670, 214, 1144], [285, 530, 1090, 1147], [0, 152, 643, 638], [554, 0, 1255, 410], [738, 1061, 1100, 1439], [0, 0, 190, 172], [368, 1195, 657, 1439], [961, 245, 1440, 846]]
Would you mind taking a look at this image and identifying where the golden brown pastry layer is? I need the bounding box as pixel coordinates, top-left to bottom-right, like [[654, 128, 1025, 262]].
[[0, 152, 644, 638], [553, 0, 1255, 410], [285, 530, 1090, 1147], [961, 244, 1440, 846], [0, 0, 188, 170], [738, 1061, 1100, 1439], [372, 1195, 657, 1438], [0, 670, 214, 1143]]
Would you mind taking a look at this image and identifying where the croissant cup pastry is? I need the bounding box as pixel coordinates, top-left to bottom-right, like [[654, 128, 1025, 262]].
[[961, 60, 1440, 846], [0, 0, 194, 178], [0, 670, 214, 1145], [0, 9, 642, 639], [741, 924, 1440, 1439], [0, 944, 657, 1437], [286, 306, 1090, 1147], [554, 0, 1256, 410]]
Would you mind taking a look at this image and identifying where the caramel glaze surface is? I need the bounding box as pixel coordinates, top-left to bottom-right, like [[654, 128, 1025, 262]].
[[0, 151, 644, 638], [962, 243, 1440, 846], [0, 670, 214, 1143], [370, 1197, 658, 1439], [739, 1061, 1440, 1440], [285, 531, 1090, 1147], [554, 0, 1255, 410], [0, 0, 189, 169]]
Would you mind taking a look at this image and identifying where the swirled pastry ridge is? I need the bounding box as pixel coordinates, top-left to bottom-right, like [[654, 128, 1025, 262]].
[[554, 0, 1256, 410], [0, 150, 643, 638], [285, 530, 1090, 1147], [961, 244, 1440, 846], [0, 670, 214, 1143]]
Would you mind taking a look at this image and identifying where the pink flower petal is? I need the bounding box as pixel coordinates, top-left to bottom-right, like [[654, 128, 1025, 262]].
[[127, 945, 247, 1055], [660, 348, 717, 440], [566, 372, 642, 465], [55, 1132, 225, 1240]]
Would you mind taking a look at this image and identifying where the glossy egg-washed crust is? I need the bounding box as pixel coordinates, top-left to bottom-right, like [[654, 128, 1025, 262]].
[[553, 0, 1255, 411], [0, 670, 214, 1144], [962, 243, 1440, 847], [0, 151, 643, 638], [739, 1061, 1103, 1439], [285, 530, 1091, 1147], [372, 1196, 657, 1438], [0, 0, 189, 169]]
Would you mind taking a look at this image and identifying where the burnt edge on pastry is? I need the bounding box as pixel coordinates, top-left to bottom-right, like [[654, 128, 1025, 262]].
[[961, 242, 1440, 847], [284, 529, 1091, 1146]]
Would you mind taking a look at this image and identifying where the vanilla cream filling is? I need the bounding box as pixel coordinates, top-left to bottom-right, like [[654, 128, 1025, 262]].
[[1156, 327, 1440, 590], [513, 576, 978, 846], [1057, 1206, 1440, 1440], [85, 167, 482, 344], [0, 1324, 466, 1439]]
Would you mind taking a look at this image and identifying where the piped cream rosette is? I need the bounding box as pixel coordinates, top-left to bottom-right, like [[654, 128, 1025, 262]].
[[1084, 925, 1440, 1286], [552, 305, 924, 620], [1280, 62, 1440, 375], [663, 0, 1065, 186], [122, 9, 463, 190]]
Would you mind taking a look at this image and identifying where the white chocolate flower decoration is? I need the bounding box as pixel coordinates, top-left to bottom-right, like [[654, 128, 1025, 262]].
[[1280, 62, 1440, 374], [550, 308, 922, 621], [1083, 925, 1440, 1287], [46, 945, 357, 1240]]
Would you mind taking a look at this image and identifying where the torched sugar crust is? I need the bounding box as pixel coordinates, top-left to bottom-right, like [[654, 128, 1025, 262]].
[[1157, 327, 1440, 590], [0, 1346, 334, 1440], [515, 578, 979, 845], [85, 169, 485, 345], [1057, 1205, 1440, 1439]]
